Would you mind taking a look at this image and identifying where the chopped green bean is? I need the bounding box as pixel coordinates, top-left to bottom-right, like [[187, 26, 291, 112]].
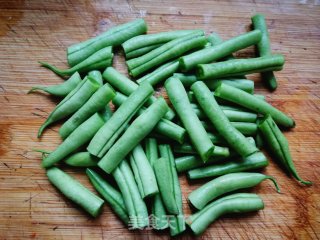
[[64, 152, 99, 167], [88, 70, 103, 85], [125, 44, 162, 59]]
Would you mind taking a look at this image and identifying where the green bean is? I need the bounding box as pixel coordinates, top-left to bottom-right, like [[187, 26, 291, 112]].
[[173, 144, 230, 157], [38, 76, 101, 137], [47, 167, 104, 217], [159, 144, 185, 236], [188, 151, 269, 179], [192, 81, 258, 157], [259, 115, 311, 185], [87, 82, 154, 158], [28, 72, 82, 97], [41, 113, 105, 168], [179, 30, 262, 71], [68, 19, 147, 66], [136, 60, 179, 86], [165, 77, 214, 162], [64, 152, 99, 167], [173, 73, 197, 87], [186, 193, 264, 235], [40, 47, 113, 77], [98, 97, 169, 173], [197, 54, 284, 80], [130, 144, 159, 198], [112, 92, 186, 143], [113, 160, 149, 229], [189, 172, 280, 210], [201, 121, 258, 136], [100, 104, 113, 121], [145, 138, 168, 230], [103, 67, 175, 120], [59, 83, 115, 139], [214, 83, 295, 128], [255, 117, 264, 149], [125, 44, 163, 59], [86, 168, 129, 224], [127, 31, 207, 77], [88, 70, 103, 85], [123, 29, 199, 54], [252, 14, 278, 90]]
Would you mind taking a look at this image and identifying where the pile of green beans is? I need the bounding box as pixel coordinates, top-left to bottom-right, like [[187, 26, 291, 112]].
[[30, 16, 311, 237]]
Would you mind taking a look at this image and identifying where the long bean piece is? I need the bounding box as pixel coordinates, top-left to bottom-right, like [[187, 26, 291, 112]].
[[47, 167, 104, 217], [179, 30, 262, 71], [64, 152, 99, 167], [98, 98, 169, 173], [259, 115, 311, 185], [68, 19, 147, 66], [125, 44, 162, 59], [201, 121, 258, 136], [214, 83, 295, 128], [173, 144, 230, 158], [87, 82, 154, 158], [86, 169, 129, 224], [165, 77, 214, 162]]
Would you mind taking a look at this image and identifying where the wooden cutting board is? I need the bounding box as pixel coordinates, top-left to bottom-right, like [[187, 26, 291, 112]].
[[0, 0, 319, 239]]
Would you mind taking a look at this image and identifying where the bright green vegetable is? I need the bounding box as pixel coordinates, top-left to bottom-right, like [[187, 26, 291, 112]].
[[179, 30, 262, 71], [192, 81, 258, 157], [103, 67, 175, 120], [201, 121, 258, 136], [28, 72, 82, 97], [173, 144, 230, 158], [259, 115, 311, 185], [47, 167, 104, 217], [125, 44, 162, 59], [113, 160, 149, 229], [187, 151, 269, 179], [64, 152, 99, 167], [41, 113, 105, 168], [214, 83, 295, 128], [38, 76, 101, 137], [130, 144, 159, 198], [88, 70, 103, 85], [98, 97, 169, 173], [186, 193, 264, 235], [40, 46, 113, 77], [86, 168, 129, 224], [68, 19, 147, 66], [112, 92, 186, 143], [189, 172, 280, 210], [252, 14, 278, 90], [59, 83, 115, 139], [197, 54, 284, 80], [165, 77, 214, 162], [87, 82, 154, 158]]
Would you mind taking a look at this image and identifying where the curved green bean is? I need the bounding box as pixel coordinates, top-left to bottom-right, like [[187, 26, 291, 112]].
[[40, 46, 113, 77], [86, 168, 129, 224], [214, 83, 295, 128], [59, 83, 115, 139], [125, 43, 162, 59], [68, 19, 147, 66], [189, 172, 280, 210], [197, 54, 284, 80], [87, 82, 154, 158], [38, 76, 101, 137], [98, 97, 169, 173], [47, 167, 104, 217], [64, 152, 99, 167], [165, 77, 214, 162], [28, 72, 82, 97], [42, 113, 105, 168], [179, 30, 262, 71]]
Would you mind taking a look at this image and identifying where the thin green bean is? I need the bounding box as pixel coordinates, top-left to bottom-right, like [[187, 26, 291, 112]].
[[125, 44, 162, 59], [64, 152, 99, 167]]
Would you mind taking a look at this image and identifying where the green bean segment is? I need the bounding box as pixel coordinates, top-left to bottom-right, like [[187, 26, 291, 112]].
[[59, 83, 115, 139], [259, 115, 312, 185], [188, 151, 269, 179], [187, 193, 264, 235], [88, 70, 103, 85], [42, 113, 105, 168], [98, 98, 169, 173], [47, 167, 104, 217], [214, 83, 295, 128], [197, 54, 284, 80], [179, 29, 262, 71], [87, 82, 154, 158], [86, 169, 129, 224], [201, 121, 258, 136], [173, 144, 230, 158], [189, 172, 280, 210], [64, 152, 99, 167], [68, 19, 147, 66], [29, 72, 82, 97], [125, 44, 163, 59], [41, 46, 113, 77], [165, 77, 214, 162]]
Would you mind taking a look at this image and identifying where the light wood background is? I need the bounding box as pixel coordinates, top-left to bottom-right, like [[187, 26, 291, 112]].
[[0, 0, 319, 239]]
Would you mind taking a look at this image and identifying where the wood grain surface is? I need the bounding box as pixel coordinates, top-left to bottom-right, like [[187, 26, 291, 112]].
[[0, 0, 319, 239]]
